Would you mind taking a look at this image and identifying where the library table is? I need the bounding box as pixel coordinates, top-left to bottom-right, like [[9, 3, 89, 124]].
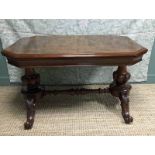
[[2, 35, 148, 129]]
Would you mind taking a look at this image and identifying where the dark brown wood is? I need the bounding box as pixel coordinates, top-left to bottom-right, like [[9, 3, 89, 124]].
[[42, 87, 110, 96], [21, 68, 111, 130], [6, 55, 143, 68], [2, 35, 147, 67], [1, 35, 148, 129], [109, 66, 133, 124], [3, 35, 147, 57], [21, 68, 42, 129]]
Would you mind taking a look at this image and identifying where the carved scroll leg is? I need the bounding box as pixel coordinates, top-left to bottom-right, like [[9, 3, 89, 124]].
[[21, 68, 41, 130], [110, 66, 133, 124], [119, 90, 133, 124], [24, 95, 36, 129]]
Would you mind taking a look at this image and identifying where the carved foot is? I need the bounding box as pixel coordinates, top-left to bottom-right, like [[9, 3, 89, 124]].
[[24, 120, 34, 129], [110, 66, 133, 124], [119, 91, 133, 124], [123, 114, 133, 124], [24, 121, 33, 130]]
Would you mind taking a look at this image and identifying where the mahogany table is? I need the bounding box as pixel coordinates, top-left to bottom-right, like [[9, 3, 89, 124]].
[[2, 35, 148, 130]]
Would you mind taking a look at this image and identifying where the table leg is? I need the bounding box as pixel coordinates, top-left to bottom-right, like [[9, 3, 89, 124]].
[[109, 66, 133, 124], [24, 94, 36, 129], [21, 68, 41, 129]]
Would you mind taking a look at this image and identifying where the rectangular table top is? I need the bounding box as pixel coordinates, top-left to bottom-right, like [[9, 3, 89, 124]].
[[3, 35, 147, 58], [2, 35, 148, 67]]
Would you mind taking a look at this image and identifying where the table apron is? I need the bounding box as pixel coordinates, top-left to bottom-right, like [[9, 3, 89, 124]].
[[7, 56, 143, 68]]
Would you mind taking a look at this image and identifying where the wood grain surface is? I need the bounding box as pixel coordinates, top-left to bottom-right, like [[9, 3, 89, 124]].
[[3, 35, 147, 58], [2, 35, 148, 67]]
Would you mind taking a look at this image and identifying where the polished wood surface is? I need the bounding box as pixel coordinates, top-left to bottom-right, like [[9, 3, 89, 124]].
[[110, 66, 133, 123], [21, 66, 133, 129], [2, 35, 148, 67], [3, 35, 147, 58], [2, 35, 148, 129]]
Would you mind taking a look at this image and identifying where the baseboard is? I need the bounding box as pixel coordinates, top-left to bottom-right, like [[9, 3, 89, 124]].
[[0, 76, 10, 85], [147, 74, 155, 83]]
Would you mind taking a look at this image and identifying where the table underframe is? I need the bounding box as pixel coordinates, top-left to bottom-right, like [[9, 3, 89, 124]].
[[21, 65, 133, 130]]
